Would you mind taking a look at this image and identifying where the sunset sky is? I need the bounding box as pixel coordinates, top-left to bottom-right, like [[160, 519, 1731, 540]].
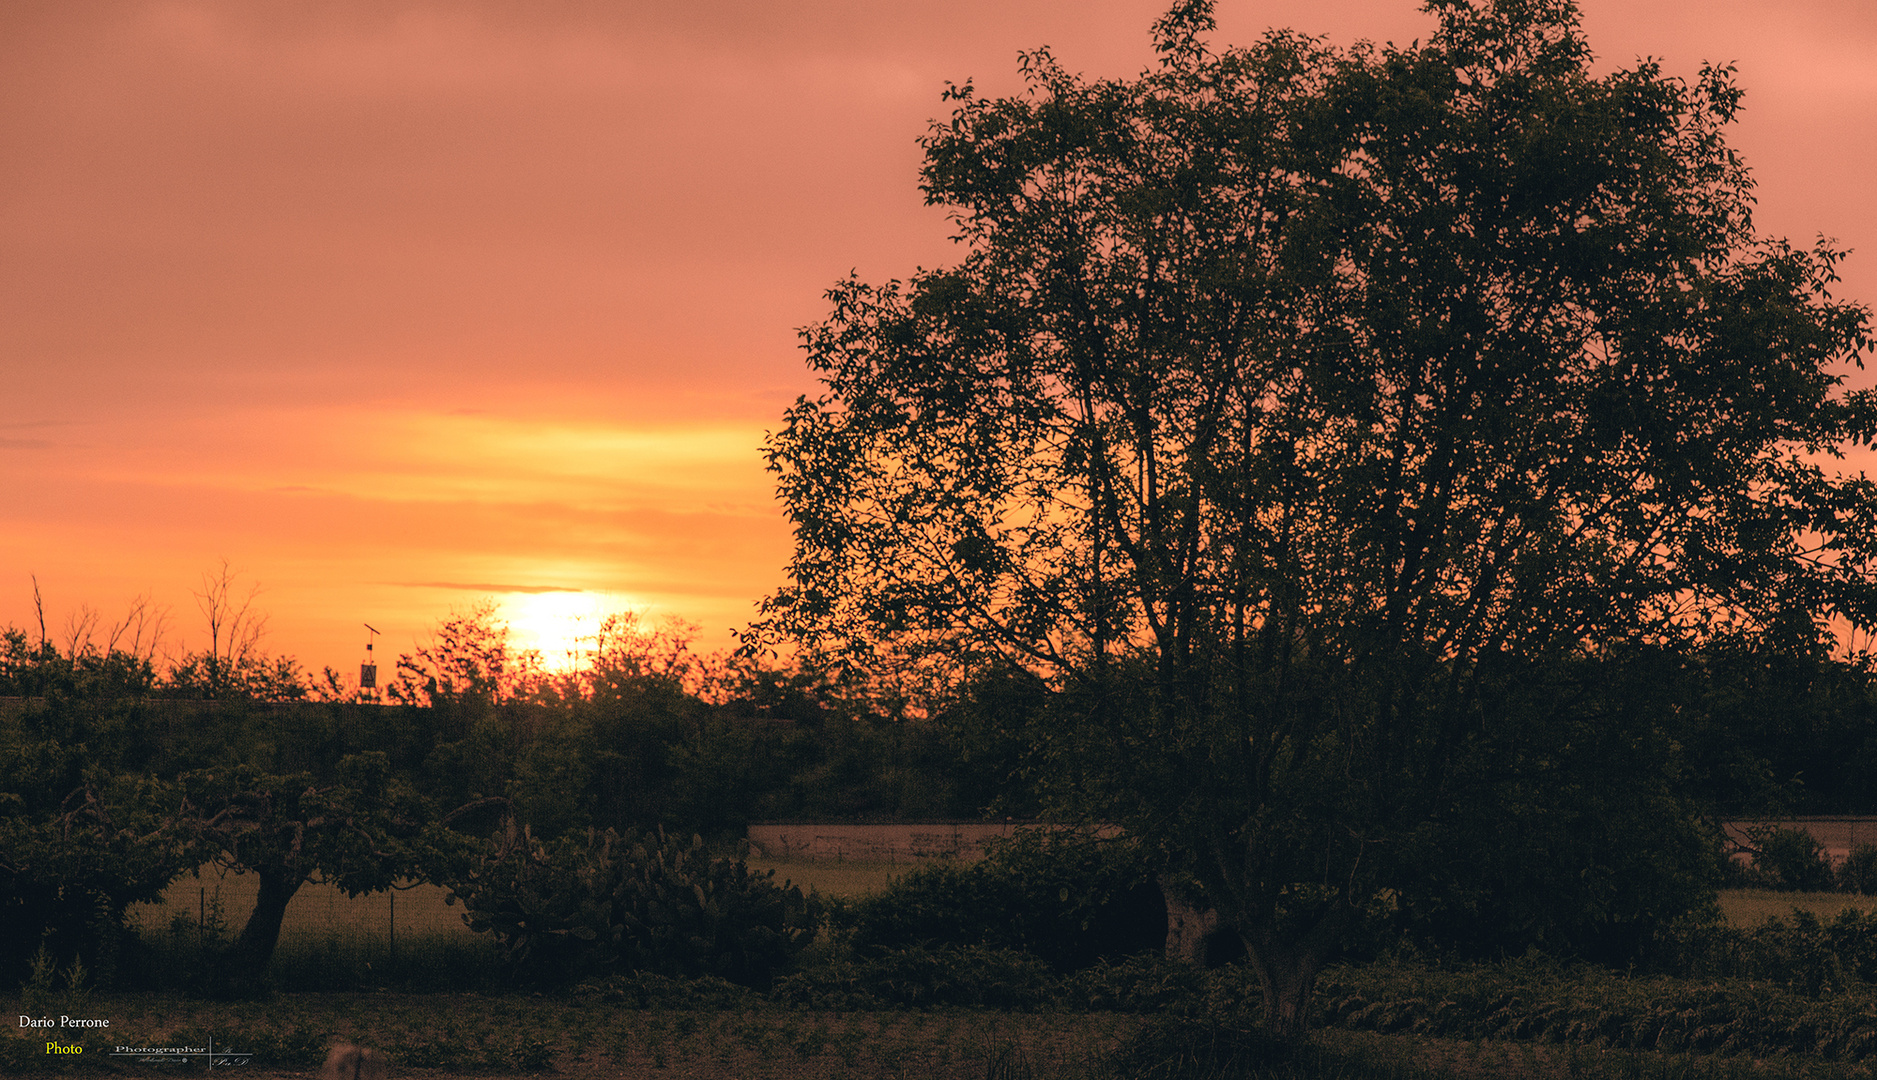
[[3, 0, 1873, 677]]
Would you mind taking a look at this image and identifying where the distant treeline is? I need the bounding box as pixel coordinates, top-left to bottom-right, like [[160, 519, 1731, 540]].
[[0, 605, 1042, 840], [8, 603, 1877, 836]]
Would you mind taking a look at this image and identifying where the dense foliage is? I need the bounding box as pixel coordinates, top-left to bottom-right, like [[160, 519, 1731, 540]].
[[0, 603, 1031, 992], [446, 823, 818, 988], [844, 830, 1166, 972], [752, 0, 1876, 1033]]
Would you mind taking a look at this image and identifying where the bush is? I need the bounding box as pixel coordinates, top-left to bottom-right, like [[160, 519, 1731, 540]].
[[772, 944, 1056, 1010], [0, 709, 192, 989], [1840, 844, 1877, 895], [446, 823, 819, 988], [843, 829, 1164, 971], [1741, 825, 1834, 892], [1653, 907, 1877, 994]]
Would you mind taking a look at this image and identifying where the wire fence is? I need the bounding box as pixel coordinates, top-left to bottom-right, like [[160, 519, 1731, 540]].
[[127, 864, 472, 951]]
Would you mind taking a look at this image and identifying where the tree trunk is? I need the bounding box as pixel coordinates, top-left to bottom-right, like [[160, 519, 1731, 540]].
[[1161, 876, 1221, 962], [1243, 934, 1327, 1039], [214, 867, 302, 997]]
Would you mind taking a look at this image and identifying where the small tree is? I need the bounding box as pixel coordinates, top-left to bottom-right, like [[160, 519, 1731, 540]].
[[177, 755, 443, 996], [753, 0, 1877, 1034], [390, 600, 546, 708], [162, 563, 307, 701]]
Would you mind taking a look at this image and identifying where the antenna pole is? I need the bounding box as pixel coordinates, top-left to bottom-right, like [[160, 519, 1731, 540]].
[[360, 623, 381, 701]]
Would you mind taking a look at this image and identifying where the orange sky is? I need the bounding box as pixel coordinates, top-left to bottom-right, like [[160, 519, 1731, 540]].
[[3, 0, 1873, 677]]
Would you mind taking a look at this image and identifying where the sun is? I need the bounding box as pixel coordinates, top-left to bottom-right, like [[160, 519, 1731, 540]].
[[500, 591, 609, 671]]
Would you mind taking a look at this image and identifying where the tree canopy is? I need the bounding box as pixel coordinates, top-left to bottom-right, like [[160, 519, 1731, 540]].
[[753, 0, 1877, 1033]]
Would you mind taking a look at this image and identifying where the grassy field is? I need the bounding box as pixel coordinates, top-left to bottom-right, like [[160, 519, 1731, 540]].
[[1717, 888, 1877, 926], [746, 855, 909, 899], [126, 865, 472, 945]]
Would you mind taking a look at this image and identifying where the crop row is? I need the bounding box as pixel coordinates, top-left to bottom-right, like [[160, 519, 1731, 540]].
[[1316, 960, 1877, 1061]]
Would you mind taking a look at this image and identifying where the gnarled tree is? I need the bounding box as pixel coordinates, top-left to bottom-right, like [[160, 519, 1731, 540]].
[[179, 754, 449, 997]]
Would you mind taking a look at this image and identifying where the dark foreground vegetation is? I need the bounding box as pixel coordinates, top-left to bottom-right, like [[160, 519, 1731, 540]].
[[13, 947, 1877, 1078]]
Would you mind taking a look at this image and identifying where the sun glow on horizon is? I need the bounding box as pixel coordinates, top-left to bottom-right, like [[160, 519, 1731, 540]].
[[499, 590, 617, 672]]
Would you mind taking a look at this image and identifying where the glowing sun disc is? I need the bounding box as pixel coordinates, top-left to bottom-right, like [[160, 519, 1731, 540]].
[[500, 590, 609, 671]]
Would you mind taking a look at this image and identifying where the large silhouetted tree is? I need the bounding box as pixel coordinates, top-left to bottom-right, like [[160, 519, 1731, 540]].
[[751, 0, 1877, 1034]]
